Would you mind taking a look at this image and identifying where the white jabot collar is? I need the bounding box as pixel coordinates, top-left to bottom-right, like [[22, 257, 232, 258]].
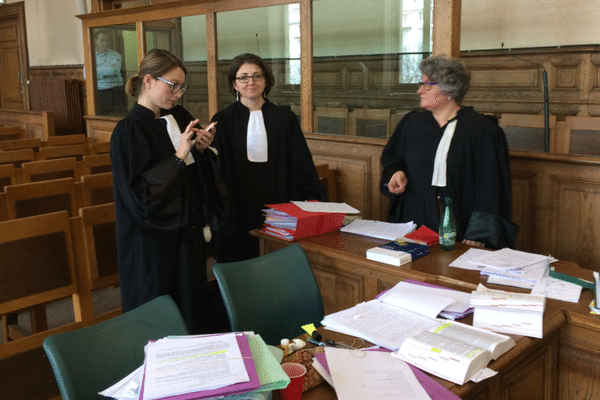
[[247, 110, 268, 162], [161, 114, 195, 166], [431, 119, 458, 187]]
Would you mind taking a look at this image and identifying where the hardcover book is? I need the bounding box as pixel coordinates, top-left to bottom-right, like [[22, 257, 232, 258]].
[[366, 240, 430, 266]]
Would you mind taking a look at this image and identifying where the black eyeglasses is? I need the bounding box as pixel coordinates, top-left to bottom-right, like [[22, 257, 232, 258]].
[[417, 81, 438, 91], [156, 76, 189, 95], [235, 73, 264, 83]]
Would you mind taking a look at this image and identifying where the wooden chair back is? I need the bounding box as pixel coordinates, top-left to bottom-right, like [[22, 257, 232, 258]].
[[0, 211, 82, 358], [0, 164, 16, 191], [38, 144, 87, 161], [0, 148, 35, 168], [498, 113, 557, 152], [0, 126, 25, 141], [4, 177, 78, 219], [21, 157, 80, 183], [349, 108, 392, 138], [314, 107, 349, 135], [80, 172, 114, 207], [71, 202, 120, 325], [89, 141, 111, 155], [45, 134, 87, 147], [315, 163, 338, 202], [80, 153, 112, 176], [556, 116, 600, 156], [0, 138, 42, 152]]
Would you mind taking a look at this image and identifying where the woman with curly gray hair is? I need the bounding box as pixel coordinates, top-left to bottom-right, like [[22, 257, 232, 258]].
[[380, 55, 518, 249]]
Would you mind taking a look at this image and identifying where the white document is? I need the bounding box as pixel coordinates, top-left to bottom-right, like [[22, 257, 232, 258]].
[[325, 347, 431, 400], [291, 201, 360, 214], [99, 365, 144, 399], [142, 333, 250, 400], [531, 276, 582, 303], [322, 299, 441, 350], [378, 281, 469, 318], [340, 219, 417, 241]]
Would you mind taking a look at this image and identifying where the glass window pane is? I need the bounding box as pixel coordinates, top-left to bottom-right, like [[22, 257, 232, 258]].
[[92, 26, 136, 116], [313, 0, 433, 137], [143, 17, 209, 124], [216, 5, 301, 118]]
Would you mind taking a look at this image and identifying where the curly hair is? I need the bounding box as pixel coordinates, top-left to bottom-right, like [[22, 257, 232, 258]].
[[125, 49, 187, 97], [420, 55, 471, 104], [227, 53, 275, 97]]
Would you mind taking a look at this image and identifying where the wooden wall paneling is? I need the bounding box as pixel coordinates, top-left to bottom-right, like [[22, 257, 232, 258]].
[[509, 166, 537, 252], [501, 336, 558, 400], [0, 109, 55, 140], [558, 308, 600, 400], [551, 174, 600, 271]]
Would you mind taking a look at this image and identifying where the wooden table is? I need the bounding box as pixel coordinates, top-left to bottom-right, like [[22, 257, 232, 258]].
[[253, 229, 600, 400]]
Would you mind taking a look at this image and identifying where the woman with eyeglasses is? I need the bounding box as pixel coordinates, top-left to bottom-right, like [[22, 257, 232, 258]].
[[209, 53, 325, 262], [110, 49, 228, 334], [380, 55, 518, 249]]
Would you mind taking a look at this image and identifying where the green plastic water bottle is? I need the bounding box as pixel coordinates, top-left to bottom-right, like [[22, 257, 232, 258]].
[[439, 197, 457, 251]]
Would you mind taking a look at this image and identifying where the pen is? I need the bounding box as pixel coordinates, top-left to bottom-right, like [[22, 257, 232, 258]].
[[307, 338, 329, 347], [325, 340, 355, 349]]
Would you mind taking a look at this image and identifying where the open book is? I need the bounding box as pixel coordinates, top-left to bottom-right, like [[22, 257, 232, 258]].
[[393, 323, 496, 385]]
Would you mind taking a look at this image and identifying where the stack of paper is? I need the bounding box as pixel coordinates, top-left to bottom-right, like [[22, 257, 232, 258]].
[[450, 248, 554, 289], [100, 333, 289, 400], [322, 281, 480, 350], [470, 284, 546, 338], [340, 219, 417, 241], [261, 201, 352, 241]]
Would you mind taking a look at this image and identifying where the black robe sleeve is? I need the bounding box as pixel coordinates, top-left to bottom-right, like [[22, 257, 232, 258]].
[[111, 114, 186, 236]]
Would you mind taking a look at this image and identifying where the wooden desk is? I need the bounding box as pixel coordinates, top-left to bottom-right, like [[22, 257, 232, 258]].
[[253, 229, 600, 400]]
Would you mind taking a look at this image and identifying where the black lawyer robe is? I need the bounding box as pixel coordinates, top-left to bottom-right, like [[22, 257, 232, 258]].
[[110, 103, 227, 334], [380, 107, 518, 249], [210, 100, 325, 260]]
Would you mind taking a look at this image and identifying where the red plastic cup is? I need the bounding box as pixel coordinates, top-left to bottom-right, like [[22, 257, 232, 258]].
[[280, 362, 307, 400]]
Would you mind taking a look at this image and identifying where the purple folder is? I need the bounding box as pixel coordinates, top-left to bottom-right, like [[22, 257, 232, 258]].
[[315, 349, 461, 400], [138, 332, 260, 400]]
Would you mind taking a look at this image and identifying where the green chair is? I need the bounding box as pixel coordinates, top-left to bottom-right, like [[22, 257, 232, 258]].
[[213, 243, 325, 346], [43, 295, 189, 400]]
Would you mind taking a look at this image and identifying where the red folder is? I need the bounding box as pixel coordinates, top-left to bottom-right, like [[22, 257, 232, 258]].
[[260, 202, 345, 241]]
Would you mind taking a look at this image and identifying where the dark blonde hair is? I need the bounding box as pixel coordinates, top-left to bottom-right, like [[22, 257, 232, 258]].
[[125, 49, 187, 97], [227, 53, 274, 97]]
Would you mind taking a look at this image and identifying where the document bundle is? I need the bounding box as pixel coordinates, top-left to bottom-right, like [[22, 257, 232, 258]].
[[100, 333, 289, 400], [470, 284, 546, 338], [450, 247, 554, 289], [261, 201, 347, 241], [320, 280, 515, 386]]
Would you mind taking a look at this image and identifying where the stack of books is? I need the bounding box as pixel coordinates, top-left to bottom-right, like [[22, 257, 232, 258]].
[[470, 284, 546, 338], [261, 202, 346, 241], [100, 333, 289, 400]]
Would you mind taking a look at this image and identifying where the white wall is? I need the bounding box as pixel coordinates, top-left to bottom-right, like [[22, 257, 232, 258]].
[[8, 0, 90, 67], [8, 0, 600, 67], [461, 0, 600, 50]]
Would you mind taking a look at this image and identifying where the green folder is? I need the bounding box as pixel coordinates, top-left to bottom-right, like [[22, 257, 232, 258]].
[[219, 334, 290, 400], [549, 270, 594, 290]]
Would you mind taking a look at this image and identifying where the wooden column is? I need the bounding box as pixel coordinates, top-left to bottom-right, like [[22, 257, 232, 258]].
[[206, 13, 219, 121], [300, 0, 314, 133], [432, 0, 461, 58]]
